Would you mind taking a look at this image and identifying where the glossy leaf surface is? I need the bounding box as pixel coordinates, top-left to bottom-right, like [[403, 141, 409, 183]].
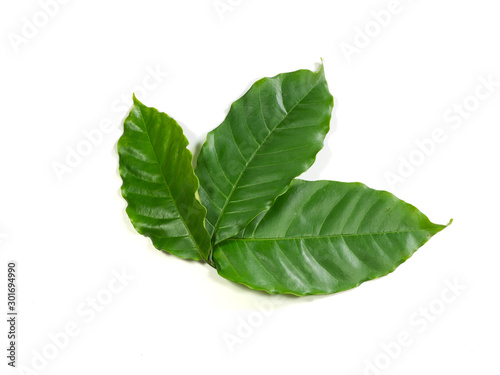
[[214, 180, 449, 296], [118, 97, 211, 261], [196, 66, 334, 245]]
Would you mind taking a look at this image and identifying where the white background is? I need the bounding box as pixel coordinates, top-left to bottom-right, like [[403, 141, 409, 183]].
[[1, 0, 499, 374]]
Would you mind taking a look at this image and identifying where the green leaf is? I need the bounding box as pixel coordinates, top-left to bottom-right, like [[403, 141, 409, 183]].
[[118, 96, 211, 261], [196, 65, 334, 245], [213, 180, 450, 296]]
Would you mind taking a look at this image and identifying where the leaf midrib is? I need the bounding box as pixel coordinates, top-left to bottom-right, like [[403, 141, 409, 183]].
[[212, 72, 324, 242], [137, 105, 204, 259], [223, 228, 440, 243]]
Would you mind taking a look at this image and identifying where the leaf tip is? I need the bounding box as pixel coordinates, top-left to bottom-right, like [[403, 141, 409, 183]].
[[317, 59, 325, 75], [132, 93, 142, 106], [431, 218, 452, 236]]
